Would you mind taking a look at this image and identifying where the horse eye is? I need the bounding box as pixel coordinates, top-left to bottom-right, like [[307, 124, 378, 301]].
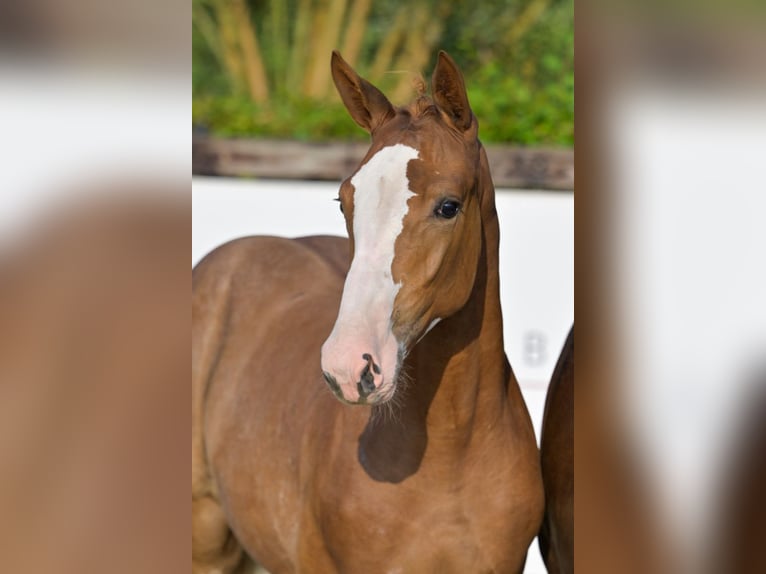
[[435, 199, 461, 219], [334, 197, 344, 214]]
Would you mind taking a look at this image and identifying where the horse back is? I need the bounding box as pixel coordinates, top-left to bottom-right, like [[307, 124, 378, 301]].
[[192, 234, 348, 393], [192, 233, 349, 425]]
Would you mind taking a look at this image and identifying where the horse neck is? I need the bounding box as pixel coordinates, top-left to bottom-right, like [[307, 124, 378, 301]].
[[401, 145, 508, 442], [356, 146, 513, 482]]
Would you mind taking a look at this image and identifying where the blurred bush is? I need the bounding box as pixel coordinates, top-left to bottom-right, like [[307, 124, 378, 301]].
[[192, 0, 573, 145]]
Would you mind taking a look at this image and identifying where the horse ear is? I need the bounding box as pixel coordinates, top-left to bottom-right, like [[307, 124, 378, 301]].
[[431, 51, 473, 131], [331, 51, 395, 133]]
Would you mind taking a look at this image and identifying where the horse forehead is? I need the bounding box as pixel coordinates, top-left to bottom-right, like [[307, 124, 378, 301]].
[[350, 144, 420, 210], [349, 143, 418, 258], [353, 143, 419, 183]]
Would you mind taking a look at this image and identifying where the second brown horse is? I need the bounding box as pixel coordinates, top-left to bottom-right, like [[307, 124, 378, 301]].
[[539, 326, 574, 573]]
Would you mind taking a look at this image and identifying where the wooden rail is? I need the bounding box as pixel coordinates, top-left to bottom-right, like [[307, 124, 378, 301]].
[[193, 136, 573, 191]]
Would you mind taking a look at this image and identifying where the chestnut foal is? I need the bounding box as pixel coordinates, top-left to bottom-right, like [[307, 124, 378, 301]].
[[192, 51, 543, 573]]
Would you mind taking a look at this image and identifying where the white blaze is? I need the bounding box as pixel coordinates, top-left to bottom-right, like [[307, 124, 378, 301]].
[[350, 143, 418, 276], [325, 143, 418, 374]]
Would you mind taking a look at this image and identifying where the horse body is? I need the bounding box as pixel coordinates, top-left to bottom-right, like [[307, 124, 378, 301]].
[[193, 52, 543, 574], [538, 327, 574, 573]]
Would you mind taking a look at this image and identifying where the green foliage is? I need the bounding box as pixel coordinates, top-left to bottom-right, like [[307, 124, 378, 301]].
[[193, 0, 573, 146], [192, 96, 369, 141]]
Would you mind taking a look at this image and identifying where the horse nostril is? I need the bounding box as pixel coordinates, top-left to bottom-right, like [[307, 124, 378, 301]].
[[361, 353, 381, 375], [358, 353, 378, 398]]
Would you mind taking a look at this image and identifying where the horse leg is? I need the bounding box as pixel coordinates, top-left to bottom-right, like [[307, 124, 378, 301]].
[[193, 258, 249, 574], [192, 494, 247, 574]]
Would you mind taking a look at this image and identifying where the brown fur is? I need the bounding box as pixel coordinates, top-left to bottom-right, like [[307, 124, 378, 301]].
[[538, 327, 574, 573], [192, 51, 544, 573]]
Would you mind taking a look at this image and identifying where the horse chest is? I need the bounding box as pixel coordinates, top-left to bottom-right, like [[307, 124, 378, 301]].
[[311, 465, 525, 573]]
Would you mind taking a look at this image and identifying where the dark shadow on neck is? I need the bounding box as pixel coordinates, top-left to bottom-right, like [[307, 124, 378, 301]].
[[357, 233, 489, 483]]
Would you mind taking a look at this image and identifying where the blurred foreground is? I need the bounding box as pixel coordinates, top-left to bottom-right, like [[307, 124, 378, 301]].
[[0, 1, 189, 572], [0, 194, 189, 573], [577, 1, 766, 572]]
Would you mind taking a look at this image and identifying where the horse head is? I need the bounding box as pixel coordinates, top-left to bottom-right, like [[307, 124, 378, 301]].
[[321, 51, 484, 405]]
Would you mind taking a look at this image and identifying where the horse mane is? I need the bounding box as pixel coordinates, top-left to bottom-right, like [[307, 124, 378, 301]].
[[405, 95, 439, 119]]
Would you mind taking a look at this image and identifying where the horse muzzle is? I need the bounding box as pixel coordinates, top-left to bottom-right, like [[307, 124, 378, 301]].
[[320, 339, 399, 405]]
